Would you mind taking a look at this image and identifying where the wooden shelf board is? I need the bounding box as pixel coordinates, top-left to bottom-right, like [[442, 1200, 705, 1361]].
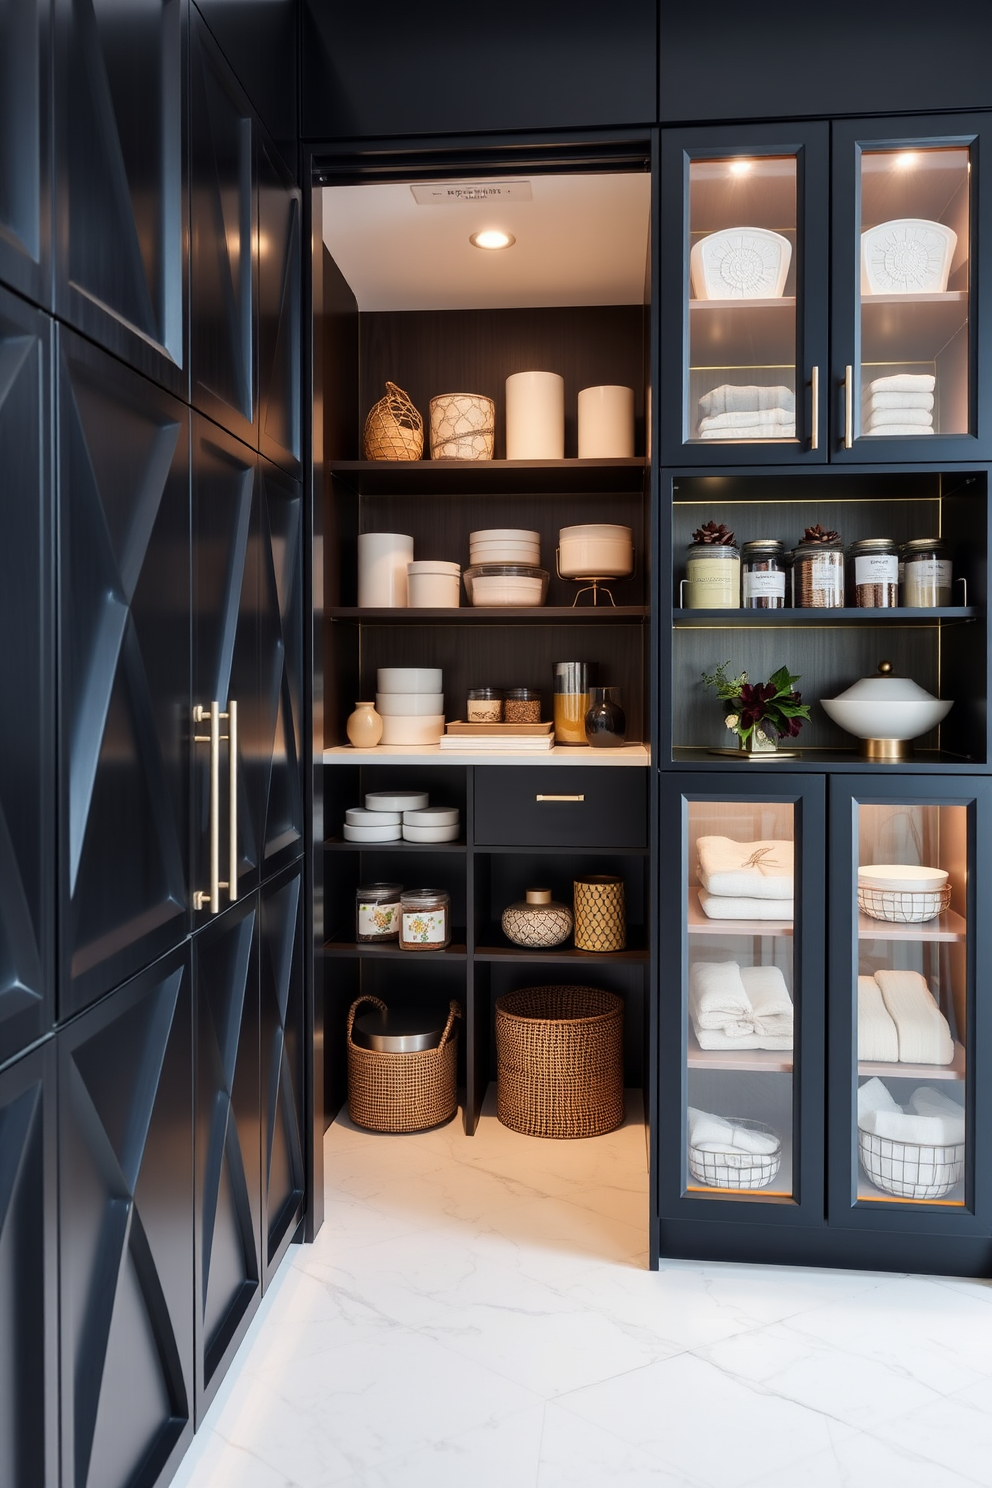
[[323, 836, 468, 853], [323, 744, 651, 767], [858, 1041, 967, 1082], [671, 747, 978, 773], [321, 936, 467, 960], [475, 924, 648, 963], [858, 907, 967, 942], [328, 457, 647, 496], [688, 887, 793, 938], [674, 606, 975, 628], [329, 605, 648, 624], [687, 1028, 793, 1074]]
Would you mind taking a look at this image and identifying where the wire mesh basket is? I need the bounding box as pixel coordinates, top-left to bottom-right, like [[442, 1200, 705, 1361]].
[[363, 382, 424, 460], [858, 883, 951, 924], [859, 1127, 964, 1200], [688, 1118, 782, 1190]]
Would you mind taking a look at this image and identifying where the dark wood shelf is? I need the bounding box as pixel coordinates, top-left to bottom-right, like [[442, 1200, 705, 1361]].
[[673, 606, 975, 628], [321, 934, 468, 960], [671, 746, 981, 773], [323, 836, 468, 853], [329, 605, 648, 624], [474, 924, 649, 963], [328, 456, 647, 495]]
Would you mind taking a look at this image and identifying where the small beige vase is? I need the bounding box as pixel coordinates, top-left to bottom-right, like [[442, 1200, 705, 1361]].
[[346, 701, 383, 748]]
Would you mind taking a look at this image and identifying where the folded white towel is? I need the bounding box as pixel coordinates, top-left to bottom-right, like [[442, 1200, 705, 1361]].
[[693, 1026, 794, 1051], [698, 384, 795, 417], [698, 892, 794, 920], [866, 373, 935, 395], [862, 424, 934, 436], [699, 423, 796, 439], [858, 975, 900, 1062], [910, 1086, 964, 1123], [689, 960, 753, 1038], [865, 406, 934, 428], [697, 837, 794, 899], [688, 1108, 780, 1155], [858, 1076, 901, 1122], [741, 964, 793, 1036], [875, 969, 954, 1065], [860, 1108, 965, 1147], [862, 391, 934, 413], [699, 408, 795, 432]]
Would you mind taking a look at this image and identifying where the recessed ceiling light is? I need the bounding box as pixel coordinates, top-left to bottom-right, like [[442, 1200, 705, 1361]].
[[470, 229, 516, 250], [728, 160, 753, 177]]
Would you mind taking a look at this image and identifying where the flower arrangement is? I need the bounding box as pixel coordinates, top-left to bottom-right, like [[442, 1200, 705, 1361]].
[[701, 661, 811, 749]]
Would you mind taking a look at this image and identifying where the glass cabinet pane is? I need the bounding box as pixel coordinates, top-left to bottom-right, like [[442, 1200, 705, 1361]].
[[687, 155, 799, 446], [858, 145, 971, 440], [855, 801, 967, 1208], [685, 799, 796, 1200]]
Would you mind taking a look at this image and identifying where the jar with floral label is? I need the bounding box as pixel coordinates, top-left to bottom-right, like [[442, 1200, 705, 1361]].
[[355, 882, 403, 942], [848, 537, 899, 607], [399, 889, 451, 950], [902, 538, 953, 608]]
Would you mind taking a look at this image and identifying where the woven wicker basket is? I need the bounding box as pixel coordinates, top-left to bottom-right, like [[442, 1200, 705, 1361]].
[[495, 985, 624, 1139], [347, 995, 460, 1133], [363, 382, 424, 461]]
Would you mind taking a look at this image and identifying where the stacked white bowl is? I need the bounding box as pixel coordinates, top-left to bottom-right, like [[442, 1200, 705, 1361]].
[[469, 528, 540, 565], [466, 529, 548, 607], [375, 667, 444, 745]]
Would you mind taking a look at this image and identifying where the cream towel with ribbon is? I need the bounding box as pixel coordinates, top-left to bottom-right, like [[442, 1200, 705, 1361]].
[[697, 836, 794, 899]]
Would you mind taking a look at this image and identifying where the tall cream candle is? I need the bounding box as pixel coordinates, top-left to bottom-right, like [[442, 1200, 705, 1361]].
[[505, 371, 565, 459], [357, 532, 414, 607], [577, 385, 635, 457]]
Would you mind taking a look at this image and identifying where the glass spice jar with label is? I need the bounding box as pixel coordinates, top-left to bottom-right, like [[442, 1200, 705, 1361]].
[[684, 520, 740, 609], [355, 882, 403, 942], [849, 537, 899, 607], [794, 525, 845, 608], [741, 540, 786, 609], [399, 889, 451, 950], [902, 538, 953, 607], [466, 687, 503, 722]]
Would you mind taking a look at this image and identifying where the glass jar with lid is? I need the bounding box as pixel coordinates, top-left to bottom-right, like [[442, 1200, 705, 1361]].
[[901, 538, 953, 608], [466, 687, 503, 723], [741, 540, 786, 609], [848, 537, 899, 608], [794, 527, 845, 608], [399, 889, 451, 950], [355, 882, 403, 942], [684, 521, 740, 609], [503, 687, 541, 723]]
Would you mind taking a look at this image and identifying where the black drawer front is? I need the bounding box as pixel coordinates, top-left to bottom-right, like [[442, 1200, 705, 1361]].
[[474, 767, 647, 849]]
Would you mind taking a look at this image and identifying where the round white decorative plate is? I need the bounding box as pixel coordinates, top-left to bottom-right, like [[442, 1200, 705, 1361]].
[[860, 218, 957, 295], [690, 227, 792, 300]]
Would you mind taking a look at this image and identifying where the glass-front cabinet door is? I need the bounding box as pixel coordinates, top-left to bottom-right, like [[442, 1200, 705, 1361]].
[[832, 114, 992, 462], [657, 777, 826, 1251], [829, 779, 992, 1246], [660, 123, 829, 466]]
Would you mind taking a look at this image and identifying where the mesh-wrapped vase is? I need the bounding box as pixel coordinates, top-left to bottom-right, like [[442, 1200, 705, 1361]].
[[429, 393, 495, 461], [364, 382, 424, 460]]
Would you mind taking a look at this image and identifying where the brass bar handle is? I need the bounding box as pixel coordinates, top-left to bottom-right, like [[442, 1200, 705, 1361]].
[[844, 365, 854, 449], [209, 700, 221, 913], [228, 699, 238, 902], [810, 365, 819, 451], [535, 794, 585, 803]]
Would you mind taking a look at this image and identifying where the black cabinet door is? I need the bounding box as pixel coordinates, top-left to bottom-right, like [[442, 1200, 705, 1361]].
[[59, 331, 190, 1020], [191, 416, 260, 922], [193, 895, 260, 1419], [0, 289, 53, 1066], [58, 946, 194, 1488], [260, 861, 304, 1286], [190, 7, 256, 447], [258, 459, 303, 880], [0, 1041, 58, 1488], [257, 138, 301, 477], [53, 0, 187, 395], [0, 0, 51, 307]]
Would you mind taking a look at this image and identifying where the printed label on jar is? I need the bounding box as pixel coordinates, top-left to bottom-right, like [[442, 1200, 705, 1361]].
[[905, 558, 952, 597], [743, 570, 786, 600], [357, 901, 398, 937], [855, 553, 899, 585], [402, 910, 447, 944]]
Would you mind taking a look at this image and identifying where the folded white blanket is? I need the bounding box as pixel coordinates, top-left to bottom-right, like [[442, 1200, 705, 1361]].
[[858, 975, 899, 1062], [688, 1107, 780, 1154], [858, 1076, 901, 1122], [865, 407, 933, 428], [862, 424, 934, 436], [700, 424, 796, 439], [698, 384, 795, 417], [875, 969, 954, 1065], [866, 373, 935, 395], [911, 1086, 964, 1123], [698, 892, 794, 920], [699, 409, 794, 432], [697, 837, 794, 899], [741, 964, 793, 1036], [689, 960, 752, 1037], [694, 1026, 794, 1051], [860, 1108, 964, 1147], [862, 390, 934, 413]]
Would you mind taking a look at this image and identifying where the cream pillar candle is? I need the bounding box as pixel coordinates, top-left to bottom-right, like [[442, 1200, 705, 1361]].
[[505, 371, 565, 459], [577, 384, 635, 458], [357, 532, 414, 607]]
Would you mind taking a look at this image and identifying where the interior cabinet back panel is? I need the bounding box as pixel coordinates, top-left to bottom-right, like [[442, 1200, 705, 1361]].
[[0, 290, 53, 1065], [54, 0, 187, 394], [0, 0, 50, 307], [59, 332, 190, 1019]]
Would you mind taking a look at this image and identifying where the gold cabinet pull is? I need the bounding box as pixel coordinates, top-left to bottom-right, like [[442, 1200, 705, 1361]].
[[228, 699, 238, 903], [535, 793, 585, 803], [193, 700, 236, 913], [810, 365, 819, 451], [844, 364, 854, 449]]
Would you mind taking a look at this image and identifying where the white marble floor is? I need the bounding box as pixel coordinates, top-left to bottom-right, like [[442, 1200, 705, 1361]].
[[173, 1093, 992, 1488]]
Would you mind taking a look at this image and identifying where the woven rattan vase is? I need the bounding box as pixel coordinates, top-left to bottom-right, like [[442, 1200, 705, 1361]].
[[363, 382, 424, 461], [495, 985, 624, 1139], [347, 995, 460, 1132], [573, 874, 626, 951]]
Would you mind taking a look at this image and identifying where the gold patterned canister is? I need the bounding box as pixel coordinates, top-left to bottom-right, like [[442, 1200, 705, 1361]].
[[573, 875, 626, 952]]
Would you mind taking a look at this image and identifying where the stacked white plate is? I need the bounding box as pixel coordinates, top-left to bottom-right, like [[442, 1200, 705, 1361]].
[[375, 667, 444, 745], [469, 528, 540, 566], [343, 806, 402, 843], [403, 805, 460, 843]]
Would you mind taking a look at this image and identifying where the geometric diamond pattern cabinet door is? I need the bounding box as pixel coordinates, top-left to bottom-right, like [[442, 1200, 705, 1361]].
[[260, 862, 304, 1287], [0, 1042, 58, 1488], [58, 946, 193, 1488], [259, 460, 303, 880], [257, 139, 300, 476], [0, 289, 53, 1066], [191, 416, 261, 922], [54, 0, 187, 395], [58, 331, 191, 1021], [193, 895, 260, 1419], [0, 0, 50, 307], [190, 7, 255, 447]]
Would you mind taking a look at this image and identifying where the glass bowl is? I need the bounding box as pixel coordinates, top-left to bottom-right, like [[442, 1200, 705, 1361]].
[[463, 564, 550, 607]]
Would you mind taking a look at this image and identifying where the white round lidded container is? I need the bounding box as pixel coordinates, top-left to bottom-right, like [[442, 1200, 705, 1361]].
[[374, 692, 444, 716], [403, 806, 459, 828], [858, 864, 949, 893], [464, 564, 549, 607], [376, 667, 442, 694], [345, 806, 401, 826], [407, 560, 460, 608], [857, 864, 951, 924], [403, 820, 461, 843], [343, 821, 403, 843], [379, 715, 445, 745], [558, 524, 634, 579], [365, 789, 429, 812], [469, 529, 541, 565]]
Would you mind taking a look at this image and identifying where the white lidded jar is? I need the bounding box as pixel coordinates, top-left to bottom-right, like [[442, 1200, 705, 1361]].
[[577, 385, 635, 457], [407, 559, 460, 608], [505, 371, 564, 459], [357, 532, 414, 607]]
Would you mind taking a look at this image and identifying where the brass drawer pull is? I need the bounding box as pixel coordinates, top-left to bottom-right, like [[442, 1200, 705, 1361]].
[[535, 793, 585, 803]]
